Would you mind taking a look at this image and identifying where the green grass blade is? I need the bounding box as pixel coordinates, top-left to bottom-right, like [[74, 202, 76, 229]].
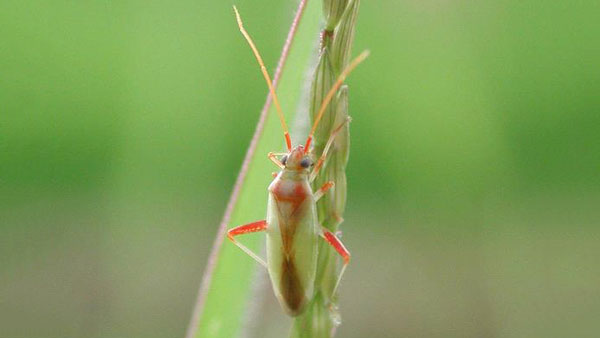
[[185, 2, 320, 338]]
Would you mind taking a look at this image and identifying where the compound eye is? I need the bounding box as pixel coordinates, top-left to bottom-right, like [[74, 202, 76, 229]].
[[300, 158, 311, 168], [280, 155, 288, 165]]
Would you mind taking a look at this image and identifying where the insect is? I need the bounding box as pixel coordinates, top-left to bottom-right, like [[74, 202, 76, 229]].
[[228, 6, 368, 316]]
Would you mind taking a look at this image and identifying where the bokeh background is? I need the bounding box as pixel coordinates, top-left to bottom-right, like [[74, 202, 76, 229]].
[[2, 0, 599, 337]]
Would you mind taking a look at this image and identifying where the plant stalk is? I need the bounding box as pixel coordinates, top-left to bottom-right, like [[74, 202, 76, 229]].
[[290, 0, 361, 337]]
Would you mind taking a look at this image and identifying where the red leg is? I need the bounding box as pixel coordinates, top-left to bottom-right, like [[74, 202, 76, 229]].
[[227, 220, 268, 268], [314, 181, 334, 202], [321, 228, 351, 295]]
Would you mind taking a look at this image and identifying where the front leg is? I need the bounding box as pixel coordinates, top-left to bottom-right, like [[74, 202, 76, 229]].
[[268, 152, 286, 169]]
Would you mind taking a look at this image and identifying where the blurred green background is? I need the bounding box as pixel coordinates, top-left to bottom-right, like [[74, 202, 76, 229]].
[[1, 1, 599, 337]]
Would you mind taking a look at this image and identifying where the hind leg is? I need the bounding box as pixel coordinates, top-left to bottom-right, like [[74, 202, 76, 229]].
[[320, 228, 351, 296]]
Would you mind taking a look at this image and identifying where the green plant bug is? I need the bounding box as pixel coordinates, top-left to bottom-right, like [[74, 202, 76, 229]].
[[228, 6, 368, 316]]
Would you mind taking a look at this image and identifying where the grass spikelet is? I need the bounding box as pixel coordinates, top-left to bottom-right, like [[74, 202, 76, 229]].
[[291, 0, 362, 337]]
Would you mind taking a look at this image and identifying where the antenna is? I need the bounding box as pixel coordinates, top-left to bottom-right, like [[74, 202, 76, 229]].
[[233, 6, 292, 151], [304, 50, 369, 153]]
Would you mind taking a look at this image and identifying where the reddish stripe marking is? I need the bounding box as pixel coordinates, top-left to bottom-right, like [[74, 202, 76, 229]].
[[324, 231, 350, 264], [272, 182, 308, 257], [227, 220, 267, 240], [273, 181, 307, 205]]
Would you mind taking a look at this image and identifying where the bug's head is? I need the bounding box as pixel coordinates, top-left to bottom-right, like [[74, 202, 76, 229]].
[[281, 145, 313, 171]]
